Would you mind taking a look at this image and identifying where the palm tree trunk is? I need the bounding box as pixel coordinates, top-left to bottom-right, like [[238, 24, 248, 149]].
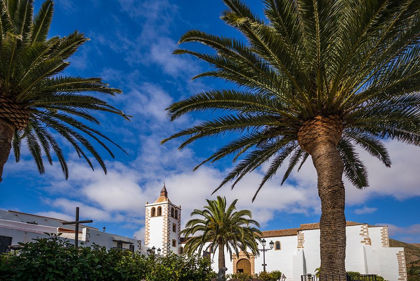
[[218, 241, 225, 270], [0, 118, 14, 183], [312, 141, 346, 276], [298, 116, 346, 277]]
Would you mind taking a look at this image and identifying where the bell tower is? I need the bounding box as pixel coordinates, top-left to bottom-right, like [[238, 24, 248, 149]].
[[144, 184, 182, 256]]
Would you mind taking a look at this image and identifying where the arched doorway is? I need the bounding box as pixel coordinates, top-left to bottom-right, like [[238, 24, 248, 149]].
[[236, 259, 252, 274]]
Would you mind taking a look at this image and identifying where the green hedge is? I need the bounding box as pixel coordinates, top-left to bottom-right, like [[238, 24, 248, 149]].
[[0, 235, 215, 281], [227, 270, 282, 281]]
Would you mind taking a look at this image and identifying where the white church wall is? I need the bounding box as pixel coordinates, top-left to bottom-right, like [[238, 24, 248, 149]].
[[292, 249, 306, 281], [292, 225, 369, 276], [168, 215, 179, 254], [300, 229, 320, 275], [376, 247, 405, 281], [148, 213, 165, 250], [345, 225, 367, 274], [363, 246, 383, 275], [254, 235, 297, 277], [369, 226, 388, 248]]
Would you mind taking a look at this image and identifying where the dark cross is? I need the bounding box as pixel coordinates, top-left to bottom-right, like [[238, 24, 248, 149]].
[[62, 207, 93, 249]]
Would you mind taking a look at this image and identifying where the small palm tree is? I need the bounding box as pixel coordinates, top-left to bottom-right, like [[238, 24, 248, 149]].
[[0, 0, 129, 182], [163, 0, 420, 276], [181, 196, 261, 271]]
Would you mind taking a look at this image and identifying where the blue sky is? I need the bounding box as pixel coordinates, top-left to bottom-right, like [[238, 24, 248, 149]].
[[0, 0, 419, 244]]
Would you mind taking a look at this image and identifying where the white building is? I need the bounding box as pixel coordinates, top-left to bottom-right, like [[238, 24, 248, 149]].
[[144, 184, 182, 256], [0, 209, 141, 252], [0, 185, 408, 281], [145, 185, 407, 281]]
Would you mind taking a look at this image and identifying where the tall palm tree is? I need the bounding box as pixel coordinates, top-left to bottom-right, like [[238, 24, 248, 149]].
[[181, 196, 261, 271], [163, 0, 420, 276], [0, 0, 129, 182]]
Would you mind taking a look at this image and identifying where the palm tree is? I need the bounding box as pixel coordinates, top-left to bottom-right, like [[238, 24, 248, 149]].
[[0, 0, 129, 182], [181, 196, 261, 271], [162, 0, 420, 276]]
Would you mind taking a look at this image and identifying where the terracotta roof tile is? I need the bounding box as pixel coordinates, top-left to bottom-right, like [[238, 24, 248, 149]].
[[181, 221, 367, 241], [262, 222, 365, 238], [261, 228, 300, 238], [299, 221, 363, 230], [154, 196, 171, 203]]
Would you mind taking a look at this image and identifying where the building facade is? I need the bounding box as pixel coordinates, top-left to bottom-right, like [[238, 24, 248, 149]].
[[144, 184, 182, 256], [0, 209, 141, 253], [0, 185, 408, 281], [145, 186, 407, 281]]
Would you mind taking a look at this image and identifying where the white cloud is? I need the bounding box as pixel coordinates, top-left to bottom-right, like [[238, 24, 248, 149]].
[[354, 206, 378, 215], [148, 37, 201, 78], [48, 198, 112, 221], [123, 83, 173, 123], [345, 140, 420, 205], [379, 223, 420, 242], [117, 0, 178, 38], [56, 0, 77, 13], [68, 46, 90, 71], [36, 211, 73, 221]]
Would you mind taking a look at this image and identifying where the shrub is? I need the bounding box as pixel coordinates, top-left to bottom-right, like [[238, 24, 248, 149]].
[[229, 272, 253, 281], [259, 271, 272, 280], [408, 265, 420, 281], [0, 235, 214, 281], [270, 270, 282, 280], [347, 271, 385, 281]]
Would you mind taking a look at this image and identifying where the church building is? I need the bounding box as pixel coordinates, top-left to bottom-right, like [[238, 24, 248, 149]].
[[144, 184, 182, 256], [145, 185, 407, 281], [0, 184, 408, 281]]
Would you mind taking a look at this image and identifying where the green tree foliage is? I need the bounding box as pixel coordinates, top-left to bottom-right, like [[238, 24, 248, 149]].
[[0, 0, 129, 181], [181, 196, 262, 270], [258, 271, 281, 281], [408, 265, 420, 281], [229, 272, 254, 281], [347, 271, 385, 281], [163, 0, 420, 275], [0, 235, 215, 281]]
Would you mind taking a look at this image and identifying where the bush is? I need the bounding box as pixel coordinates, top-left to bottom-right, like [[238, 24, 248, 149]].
[[258, 271, 272, 280], [257, 270, 282, 281], [0, 235, 214, 281], [408, 265, 420, 281], [347, 271, 385, 281], [270, 270, 282, 280], [229, 272, 253, 281]]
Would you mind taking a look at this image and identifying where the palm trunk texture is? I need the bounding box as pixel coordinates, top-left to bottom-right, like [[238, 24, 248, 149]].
[[0, 118, 15, 182], [298, 116, 346, 277], [218, 241, 225, 271]]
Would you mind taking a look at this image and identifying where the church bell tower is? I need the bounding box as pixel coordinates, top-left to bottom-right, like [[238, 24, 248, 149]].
[[144, 184, 182, 256]]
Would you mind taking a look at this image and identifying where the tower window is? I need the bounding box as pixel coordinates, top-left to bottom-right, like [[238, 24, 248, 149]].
[[172, 239, 176, 247], [275, 241, 281, 250], [151, 207, 156, 217], [172, 223, 176, 232], [171, 207, 174, 218], [179, 246, 184, 255], [175, 210, 178, 219], [157, 206, 162, 216]]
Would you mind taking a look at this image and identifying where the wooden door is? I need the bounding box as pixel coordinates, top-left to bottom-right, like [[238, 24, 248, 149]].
[[237, 258, 251, 274]]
